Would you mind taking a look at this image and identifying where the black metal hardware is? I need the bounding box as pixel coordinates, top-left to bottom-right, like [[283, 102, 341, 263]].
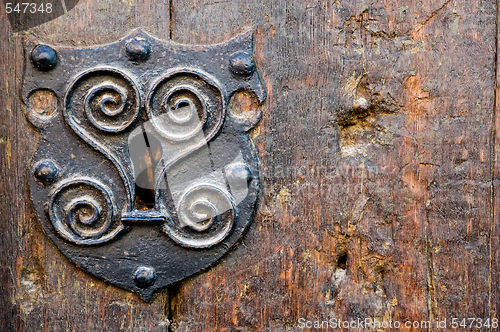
[[22, 29, 266, 301]]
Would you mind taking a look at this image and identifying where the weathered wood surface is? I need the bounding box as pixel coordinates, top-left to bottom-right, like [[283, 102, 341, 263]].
[[169, 0, 497, 331], [0, 2, 171, 331], [0, 0, 499, 331]]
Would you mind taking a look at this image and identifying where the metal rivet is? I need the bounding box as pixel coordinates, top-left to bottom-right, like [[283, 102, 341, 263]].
[[126, 38, 151, 61], [229, 51, 255, 77], [134, 266, 156, 288], [31, 45, 57, 71], [34, 160, 58, 183], [226, 164, 252, 191]]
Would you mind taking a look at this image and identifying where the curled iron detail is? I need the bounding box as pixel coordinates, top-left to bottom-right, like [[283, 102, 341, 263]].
[[49, 178, 125, 245], [162, 184, 235, 249], [65, 68, 140, 133]]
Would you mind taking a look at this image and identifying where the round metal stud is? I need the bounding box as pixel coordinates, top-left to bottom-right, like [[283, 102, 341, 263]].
[[225, 163, 252, 192], [229, 51, 255, 77], [31, 45, 57, 71], [34, 160, 58, 183], [134, 266, 156, 288], [126, 38, 151, 61]]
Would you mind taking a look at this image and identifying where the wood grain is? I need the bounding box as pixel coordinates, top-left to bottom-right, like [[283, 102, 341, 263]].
[[1, 0, 499, 331], [0, 1, 171, 331], [168, 0, 498, 331]]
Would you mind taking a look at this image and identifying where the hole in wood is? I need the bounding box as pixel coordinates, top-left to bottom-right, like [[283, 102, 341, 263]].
[[229, 91, 261, 120], [28, 89, 58, 119], [336, 253, 347, 270]]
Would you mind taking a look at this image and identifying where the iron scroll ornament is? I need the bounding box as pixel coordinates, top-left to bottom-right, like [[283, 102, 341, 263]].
[[22, 29, 266, 301]]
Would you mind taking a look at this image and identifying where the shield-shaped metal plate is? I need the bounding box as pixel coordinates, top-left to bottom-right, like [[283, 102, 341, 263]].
[[22, 29, 266, 301]]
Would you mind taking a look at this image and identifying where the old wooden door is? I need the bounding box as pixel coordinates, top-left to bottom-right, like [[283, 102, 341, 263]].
[[1, 0, 499, 331]]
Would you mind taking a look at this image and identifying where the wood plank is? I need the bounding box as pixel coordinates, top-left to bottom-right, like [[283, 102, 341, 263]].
[[0, 1, 172, 330], [415, 0, 496, 325], [168, 0, 497, 330], [492, 0, 500, 327]]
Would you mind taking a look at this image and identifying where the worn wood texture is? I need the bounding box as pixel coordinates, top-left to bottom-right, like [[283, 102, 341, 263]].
[[168, 0, 498, 331], [0, 1, 172, 331], [1, 0, 499, 331]]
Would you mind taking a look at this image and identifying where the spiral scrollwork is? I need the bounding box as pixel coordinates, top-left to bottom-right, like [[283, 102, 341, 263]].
[[147, 71, 225, 142], [49, 179, 124, 245], [65, 69, 140, 133], [162, 185, 235, 248]]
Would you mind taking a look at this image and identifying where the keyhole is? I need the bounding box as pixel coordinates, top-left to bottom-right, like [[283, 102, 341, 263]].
[[129, 128, 163, 210]]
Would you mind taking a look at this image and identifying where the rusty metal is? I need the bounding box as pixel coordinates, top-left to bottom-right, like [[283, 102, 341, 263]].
[[22, 29, 266, 301]]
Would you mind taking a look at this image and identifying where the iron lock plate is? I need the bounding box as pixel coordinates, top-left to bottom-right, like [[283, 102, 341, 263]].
[[22, 29, 266, 301]]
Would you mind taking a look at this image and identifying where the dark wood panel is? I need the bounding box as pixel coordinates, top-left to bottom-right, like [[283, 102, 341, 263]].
[[168, 0, 497, 331], [0, 1, 172, 331]]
